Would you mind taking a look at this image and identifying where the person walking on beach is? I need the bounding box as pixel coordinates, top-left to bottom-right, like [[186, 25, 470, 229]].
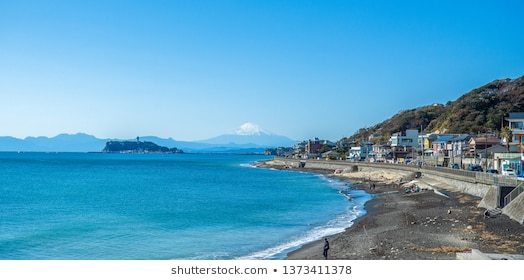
[[323, 238, 330, 260]]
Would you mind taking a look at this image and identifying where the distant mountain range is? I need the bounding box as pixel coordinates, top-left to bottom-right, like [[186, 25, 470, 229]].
[[0, 123, 296, 153], [341, 76, 524, 144], [199, 133, 296, 147]]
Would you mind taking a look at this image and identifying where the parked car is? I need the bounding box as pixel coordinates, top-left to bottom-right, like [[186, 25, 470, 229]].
[[451, 163, 460, 169], [486, 169, 499, 174], [468, 165, 483, 172]]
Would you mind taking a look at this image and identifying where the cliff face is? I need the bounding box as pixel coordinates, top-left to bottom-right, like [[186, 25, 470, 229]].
[[102, 141, 182, 153], [342, 76, 524, 144]]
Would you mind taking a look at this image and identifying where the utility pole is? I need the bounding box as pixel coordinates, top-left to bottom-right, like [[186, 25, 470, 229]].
[[422, 137, 425, 166], [461, 151, 464, 169], [484, 134, 488, 170], [451, 142, 454, 167], [519, 135, 523, 160]]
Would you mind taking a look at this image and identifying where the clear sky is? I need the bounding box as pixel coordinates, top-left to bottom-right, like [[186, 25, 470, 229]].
[[1, 0, 523, 141]]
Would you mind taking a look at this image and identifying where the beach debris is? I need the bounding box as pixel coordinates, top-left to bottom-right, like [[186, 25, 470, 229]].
[[483, 208, 502, 218], [404, 185, 421, 194], [447, 209, 451, 214], [466, 225, 473, 230], [412, 246, 471, 254], [456, 249, 524, 260], [432, 189, 449, 198]]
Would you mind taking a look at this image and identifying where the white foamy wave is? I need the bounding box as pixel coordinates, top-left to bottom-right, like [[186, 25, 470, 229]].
[[238, 205, 364, 260], [185, 252, 233, 260], [237, 169, 371, 260], [315, 174, 350, 191], [239, 163, 257, 168]]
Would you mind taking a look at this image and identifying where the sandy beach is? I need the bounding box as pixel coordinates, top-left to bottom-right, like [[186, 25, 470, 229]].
[[261, 161, 524, 260]]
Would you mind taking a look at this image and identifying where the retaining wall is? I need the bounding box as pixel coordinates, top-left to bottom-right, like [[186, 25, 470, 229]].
[[502, 193, 524, 224]]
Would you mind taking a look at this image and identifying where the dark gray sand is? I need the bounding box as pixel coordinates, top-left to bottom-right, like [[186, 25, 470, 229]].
[[283, 169, 524, 260]]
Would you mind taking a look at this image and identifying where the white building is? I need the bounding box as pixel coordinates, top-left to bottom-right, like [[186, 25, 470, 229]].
[[390, 129, 419, 149], [506, 112, 524, 148]]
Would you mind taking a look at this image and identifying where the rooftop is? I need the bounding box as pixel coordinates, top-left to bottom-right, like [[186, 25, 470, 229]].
[[433, 135, 455, 143], [507, 112, 524, 119], [449, 134, 471, 142], [470, 135, 501, 144]]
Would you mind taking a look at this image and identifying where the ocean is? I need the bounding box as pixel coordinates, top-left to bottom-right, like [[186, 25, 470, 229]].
[[0, 153, 371, 259]]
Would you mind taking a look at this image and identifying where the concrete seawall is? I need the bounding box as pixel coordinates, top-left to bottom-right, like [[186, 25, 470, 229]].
[[266, 158, 524, 224], [503, 193, 524, 224], [268, 158, 491, 197]]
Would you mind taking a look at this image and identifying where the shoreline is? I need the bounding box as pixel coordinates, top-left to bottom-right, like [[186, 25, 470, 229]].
[[241, 164, 372, 260], [258, 161, 524, 260]]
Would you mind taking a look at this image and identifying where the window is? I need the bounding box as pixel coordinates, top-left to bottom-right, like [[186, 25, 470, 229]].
[[510, 121, 524, 130]]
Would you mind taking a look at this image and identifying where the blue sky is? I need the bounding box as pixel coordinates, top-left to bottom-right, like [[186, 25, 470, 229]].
[[1, 0, 523, 141]]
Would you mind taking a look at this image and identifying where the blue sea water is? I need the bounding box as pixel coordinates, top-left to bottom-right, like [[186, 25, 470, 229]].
[[0, 153, 371, 259]]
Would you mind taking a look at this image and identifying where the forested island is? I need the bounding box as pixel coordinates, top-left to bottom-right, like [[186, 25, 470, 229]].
[[102, 139, 183, 154]]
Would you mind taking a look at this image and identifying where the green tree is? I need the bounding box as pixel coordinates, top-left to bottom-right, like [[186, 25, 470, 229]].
[[319, 144, 332, 153], [500, 126, 512, 152]]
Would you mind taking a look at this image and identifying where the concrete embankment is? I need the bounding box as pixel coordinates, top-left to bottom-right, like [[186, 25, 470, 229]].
[[265, 158, 524, 225], [503, 192, 524, 224], [267, 158, 492, 197]]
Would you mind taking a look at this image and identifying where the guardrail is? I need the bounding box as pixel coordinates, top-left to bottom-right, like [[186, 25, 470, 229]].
[[504, 183, 524, 206], [475, 172, 519, 187], [274, 157, 520, 187]]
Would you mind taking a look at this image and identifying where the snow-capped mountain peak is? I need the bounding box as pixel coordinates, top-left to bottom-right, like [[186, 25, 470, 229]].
[[235, 122, 269, 136]]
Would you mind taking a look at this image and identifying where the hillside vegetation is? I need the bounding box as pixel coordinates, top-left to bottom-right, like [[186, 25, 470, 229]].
[[426, 77, 524, 133], [342, 76, 524, 144]]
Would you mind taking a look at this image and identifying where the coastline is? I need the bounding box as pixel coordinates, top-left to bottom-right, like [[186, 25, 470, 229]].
[[241, 164, 371, 259], [258, 160, 524, 260]]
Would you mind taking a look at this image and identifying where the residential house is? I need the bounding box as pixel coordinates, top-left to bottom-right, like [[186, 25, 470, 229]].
[[468, 134, 501, 156], [390, 129, 419, 149], [493, 151, 523, 176], [506, 112, 524, 152], [388, 129, 420, 162], [305, 138, 323, 155], [371, 144, 392, 162], [391, 146, 412, 163], [490, 112, 524, 175], [418, 133, 438, 156], [305, 138, 336, 156], [360, 141, 373, 160], [448, 134, 471, 156], [347, 147, 361, 161], [432, 134, 455, 156], [289, 141, 305, 158]]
